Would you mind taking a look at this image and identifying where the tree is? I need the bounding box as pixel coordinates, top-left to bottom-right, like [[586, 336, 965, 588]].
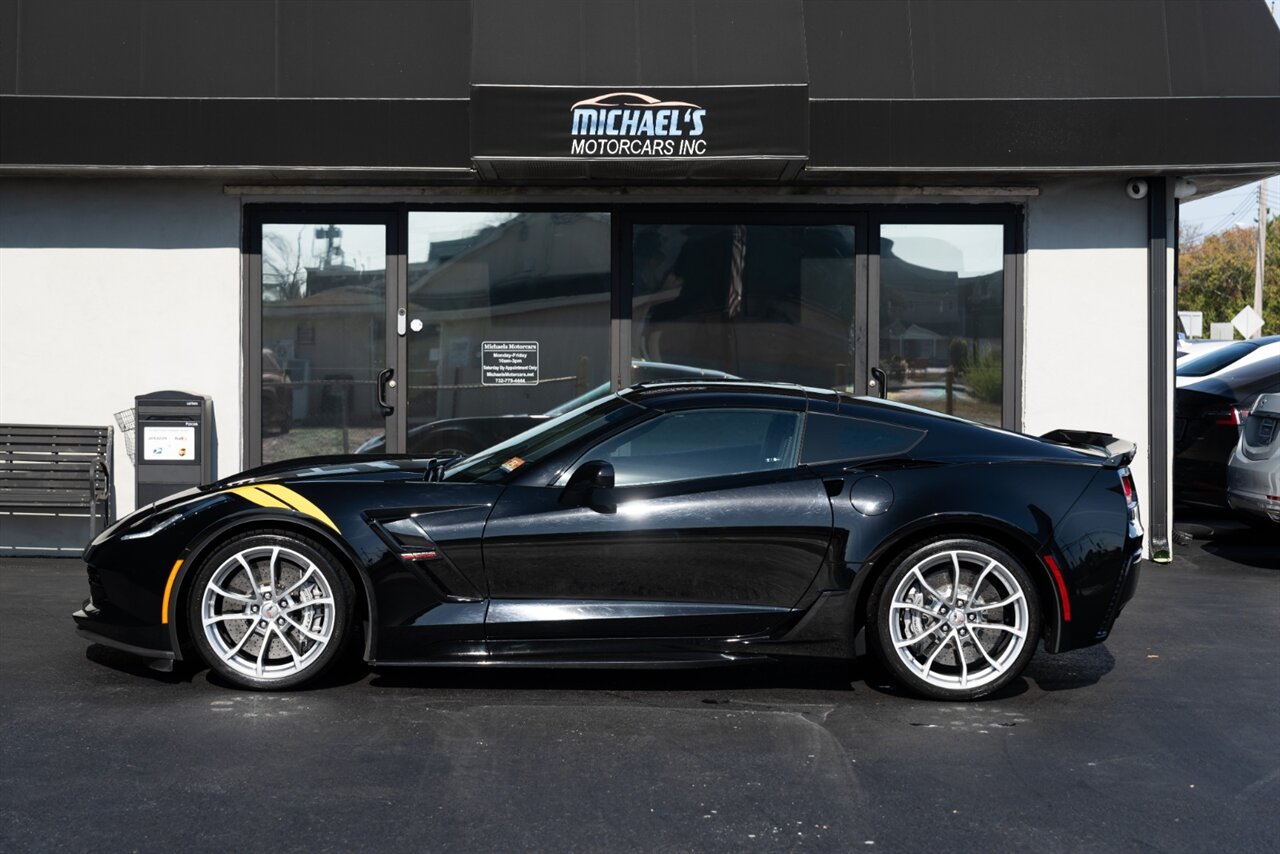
[[1178, 215, 1279, 337], [263, 226, 309, 301]]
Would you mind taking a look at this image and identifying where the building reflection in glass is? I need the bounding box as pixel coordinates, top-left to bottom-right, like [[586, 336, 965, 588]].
[[633, 223, 857, 390], [879, 224, 1004, 425], [260, 223, 387, 463]]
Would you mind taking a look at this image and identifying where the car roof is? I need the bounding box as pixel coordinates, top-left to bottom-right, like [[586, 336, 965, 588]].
[[619, 380, 971, 422], [1177, 336, 1280, 380], [622, 379, 834, 403], [1180, 352, 1280, 399]]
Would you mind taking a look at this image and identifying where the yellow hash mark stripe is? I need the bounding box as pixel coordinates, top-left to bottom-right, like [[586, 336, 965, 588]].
[[226, 483, 340, 534], [255, 483, 341, 533], [227, 485, 291, 510], [161, 559, 183, 624]]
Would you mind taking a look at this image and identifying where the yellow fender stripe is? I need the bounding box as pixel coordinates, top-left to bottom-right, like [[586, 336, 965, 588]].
[[225, 484, 340, 534], [161, 559, 183, 624]]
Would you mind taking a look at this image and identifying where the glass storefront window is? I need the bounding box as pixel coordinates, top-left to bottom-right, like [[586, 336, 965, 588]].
[[879, 224, 1004, 425], [632, 223, 857, 389], [260, 222, 388, 464], [249, 208, 1016, 468], [403, 211, 612, 455]]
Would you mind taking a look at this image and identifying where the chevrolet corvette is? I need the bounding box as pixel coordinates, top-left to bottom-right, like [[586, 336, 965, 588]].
[[74, 382, 1143, 699]]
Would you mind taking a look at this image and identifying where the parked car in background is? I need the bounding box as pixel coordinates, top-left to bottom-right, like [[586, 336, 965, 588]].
[[1175, 353, 1280, 509], [1227, 393, 1280, 525], [1175, 335, 1280, 388], [1176, 337, 1234, 361], [355, 361, 738, 455]]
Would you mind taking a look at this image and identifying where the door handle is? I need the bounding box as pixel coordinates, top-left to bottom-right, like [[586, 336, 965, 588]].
[[377, 367, 395, 415], [869, 366, 888, 399]]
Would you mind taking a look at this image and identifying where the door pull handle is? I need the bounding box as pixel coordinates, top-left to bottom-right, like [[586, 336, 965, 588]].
[[377, 367, 395, 415], [870, 366, 888, 399]]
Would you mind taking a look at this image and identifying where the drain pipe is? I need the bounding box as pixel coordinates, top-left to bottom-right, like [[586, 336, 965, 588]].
[[1148, 176, 1174, 563]]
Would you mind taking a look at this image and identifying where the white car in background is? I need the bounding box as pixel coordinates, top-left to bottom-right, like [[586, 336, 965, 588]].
[[1176, 337, 1234, 361], [1176, 336, 1280, 389], [1227, 392, 1280, 524]]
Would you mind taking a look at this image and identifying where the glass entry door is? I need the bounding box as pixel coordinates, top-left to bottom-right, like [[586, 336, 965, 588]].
[[399, 211, 613, 455], [257, 218, 395, 465]]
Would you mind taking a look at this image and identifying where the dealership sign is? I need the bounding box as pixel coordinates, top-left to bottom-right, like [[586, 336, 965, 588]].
[[569, 92, 708, 157], [470, 84, 807, 168]]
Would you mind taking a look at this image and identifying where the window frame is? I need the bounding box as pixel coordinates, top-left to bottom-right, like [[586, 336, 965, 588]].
[[242, 202, 1023, 470]]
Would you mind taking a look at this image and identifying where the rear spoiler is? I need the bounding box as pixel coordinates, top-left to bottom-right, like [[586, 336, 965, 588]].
[[1039, 429, 1137, 468]]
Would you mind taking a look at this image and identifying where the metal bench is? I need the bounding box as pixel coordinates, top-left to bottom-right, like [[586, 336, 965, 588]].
[[0, 424, 113, 556]]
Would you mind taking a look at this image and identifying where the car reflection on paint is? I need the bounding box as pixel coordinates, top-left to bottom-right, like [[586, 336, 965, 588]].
[[75, 381, 1143, 700], [354, 360, 738, 455]]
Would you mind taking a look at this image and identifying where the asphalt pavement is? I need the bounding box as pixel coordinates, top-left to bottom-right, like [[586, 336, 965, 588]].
[[1, 523, 1276, 853]]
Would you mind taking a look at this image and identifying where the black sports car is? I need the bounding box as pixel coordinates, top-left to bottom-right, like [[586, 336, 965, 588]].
[[75, 382, 1143, 700]]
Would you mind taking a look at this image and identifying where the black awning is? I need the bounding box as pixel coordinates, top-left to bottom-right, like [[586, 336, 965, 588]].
[[803, 0, 1280, 175], [470, 0, 808, 88], [469, 0, 810, 181], [0, 97, 472, 172], [0, 0, 1276, 179]]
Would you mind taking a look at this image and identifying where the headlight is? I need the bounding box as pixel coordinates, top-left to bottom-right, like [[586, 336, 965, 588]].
[[119, 511, 186, 541], [117, 495, 231, 541]]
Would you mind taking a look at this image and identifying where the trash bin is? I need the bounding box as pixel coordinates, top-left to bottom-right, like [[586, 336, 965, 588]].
[[134, 390, 213, 506]]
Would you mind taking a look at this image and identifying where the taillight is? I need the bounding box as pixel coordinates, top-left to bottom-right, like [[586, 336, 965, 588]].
[[1213, 407, 1249, 426], [1120, 468, 1138, 507]]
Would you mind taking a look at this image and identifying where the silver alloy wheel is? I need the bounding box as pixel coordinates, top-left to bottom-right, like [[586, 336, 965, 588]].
[[199, 544, 337, 681], [886, 548, 1030, 692]]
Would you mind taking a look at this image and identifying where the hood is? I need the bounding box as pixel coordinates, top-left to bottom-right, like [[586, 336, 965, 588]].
[[210, 455, 439, 489]]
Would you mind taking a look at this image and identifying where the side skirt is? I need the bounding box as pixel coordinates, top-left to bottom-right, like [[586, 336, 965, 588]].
[[370, 652, 769, 669]]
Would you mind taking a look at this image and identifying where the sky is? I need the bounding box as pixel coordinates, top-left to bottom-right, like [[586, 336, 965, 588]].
[[1179, 176, 1278, 240]]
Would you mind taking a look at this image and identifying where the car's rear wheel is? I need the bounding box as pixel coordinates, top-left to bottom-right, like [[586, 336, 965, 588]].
[[188, 531, 353, 690], [871, 537, 1040, 700]]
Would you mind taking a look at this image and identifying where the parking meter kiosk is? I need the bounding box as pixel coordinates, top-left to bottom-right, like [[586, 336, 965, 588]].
[[134, 390, 213, 505]]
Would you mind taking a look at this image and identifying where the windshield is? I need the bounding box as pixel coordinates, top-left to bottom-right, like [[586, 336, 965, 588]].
[[1177, 341, 1258, 378], [443, 394, 640, 483], [544, 381, 612, 417]]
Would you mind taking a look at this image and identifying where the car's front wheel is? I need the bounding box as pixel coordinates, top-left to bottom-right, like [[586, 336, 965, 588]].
[[871, 537, 1040, 700], [187, 531, 354, 690]]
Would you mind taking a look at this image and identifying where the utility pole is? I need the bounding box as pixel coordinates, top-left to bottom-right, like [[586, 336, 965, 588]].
[[1257, 181, 1268, 337]]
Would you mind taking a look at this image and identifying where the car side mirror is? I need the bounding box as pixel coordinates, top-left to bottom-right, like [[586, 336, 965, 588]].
[[560, 460, 616, 512]]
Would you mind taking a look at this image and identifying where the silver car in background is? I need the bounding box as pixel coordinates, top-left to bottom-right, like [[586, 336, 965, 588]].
[[1227, 393, 1280, 525]]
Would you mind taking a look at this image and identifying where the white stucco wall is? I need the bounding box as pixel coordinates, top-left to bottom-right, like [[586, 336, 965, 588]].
[[1023, 177, 1173, 546], [1, 177, 1174, 546], [0, 179, 241, 516]]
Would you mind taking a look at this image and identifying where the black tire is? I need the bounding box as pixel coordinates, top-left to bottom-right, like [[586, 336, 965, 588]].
[[187, 530, 355, 690], [869, 537, 1041, 700]]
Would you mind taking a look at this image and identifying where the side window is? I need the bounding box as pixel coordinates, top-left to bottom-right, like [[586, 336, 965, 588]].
[[801, 414, 924, 464], [582, 409, 802, 486]]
